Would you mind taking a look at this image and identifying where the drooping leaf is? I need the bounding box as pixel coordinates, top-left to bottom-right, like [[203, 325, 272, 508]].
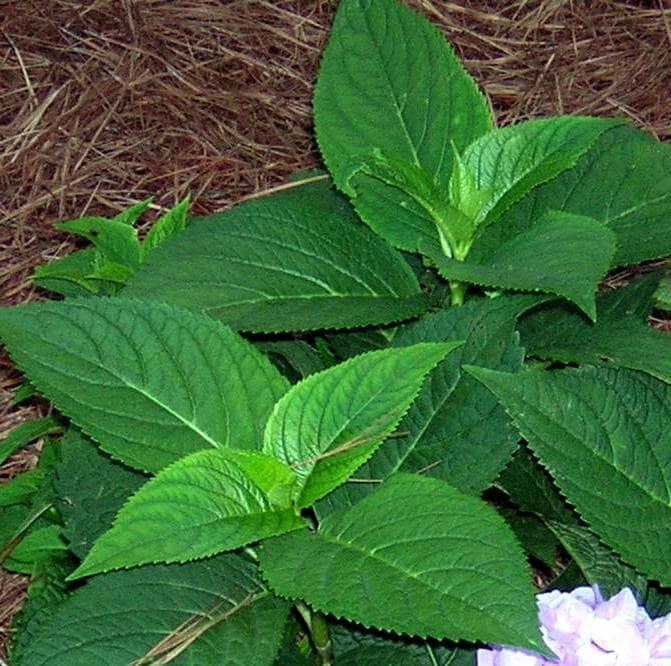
[[56, 216, 141, 271], [0, 417, 60, 467], [474, 126, 671, 267], [69, 449, 303, 579], [0, 297, 289, 473], [263, 342, 458, 508], [519, 273, 671, 384], [260, 474, 545, 653], [468, 365, 671, 586], [424, 211, 616, 321], [317, 295, 536, 516], [461, 116, 622, 227], [314, 0, 492, 252], [125, 180, 428, 333], [53, 429, 146, 559], [13, 554, 289, 666]]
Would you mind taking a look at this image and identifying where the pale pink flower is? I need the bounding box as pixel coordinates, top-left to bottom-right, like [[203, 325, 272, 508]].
[[476, 587, 671, 665]]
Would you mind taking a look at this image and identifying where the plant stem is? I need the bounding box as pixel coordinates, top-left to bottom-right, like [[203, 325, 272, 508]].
[[449, 280, 467, 306], [296, 602, 333, 665]]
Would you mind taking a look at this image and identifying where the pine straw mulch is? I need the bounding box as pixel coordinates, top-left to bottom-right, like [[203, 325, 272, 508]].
[[1, 0, 671, 658]]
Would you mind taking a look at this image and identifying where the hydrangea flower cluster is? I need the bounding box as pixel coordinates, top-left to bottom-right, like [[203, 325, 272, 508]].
[[477, 586, 671, 665]]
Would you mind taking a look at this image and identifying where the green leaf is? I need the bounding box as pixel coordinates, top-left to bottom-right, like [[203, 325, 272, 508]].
[[0, 469, 47, 508], [461, 116, 622, 227], [56, 217, 141, 271], [4, 525, 68, 575], [13, 554, 289, 666], [479, 126, 671, 267], [496, 446, 577, 526], [125, 180, 427, 332], [53, 429, 146, 559], [0, 297, 289, 473], [318, 295, 537, 515], [263, 343, 458, 508], [260, 474, 545, 653], [519, 275, 671, 383], [424, 211, 616, 320], [69, 449, 304, 579], [654, 269, 671, 312], [32, 248, 101, 297], [0, 417, 60, 466], [111, 198, 152, 226], [142, 196, 190, 258], [468, 365, 671, 586], [498, 507, 559, 569], [255, 339, 327, 381], [314, 0, 492, 252], [547, 521, 653, 602], [331, 623, 475, 666]]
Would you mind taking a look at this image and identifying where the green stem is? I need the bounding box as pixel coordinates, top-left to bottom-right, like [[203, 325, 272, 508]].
[[296, 603, 333, 666], [449, 280, 467, 306]]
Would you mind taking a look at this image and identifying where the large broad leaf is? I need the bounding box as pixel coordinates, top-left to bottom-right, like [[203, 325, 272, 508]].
[[125, 180, 428, 333], [314, 0, 492, 252], [0, 298, 289, 473], [519, 272, 671, 384], [260, 474, 545, 653], [70, 449, 304, 579], [53, 429, 148, 559], [424, 211, 616, 321], [461, 117, 622, 227], [469, 365, 671, 586], [13, 554, 289, 666], [317, 295, 538, 516], [473, 126, 671, 267], [264, 342, 458, 508]]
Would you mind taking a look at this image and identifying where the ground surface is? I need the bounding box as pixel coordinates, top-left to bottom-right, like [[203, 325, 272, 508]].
[[1, 0, 671, 658]]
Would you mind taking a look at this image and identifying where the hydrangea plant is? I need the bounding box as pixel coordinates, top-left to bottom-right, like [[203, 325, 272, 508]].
[[1, 0, 671, 664]]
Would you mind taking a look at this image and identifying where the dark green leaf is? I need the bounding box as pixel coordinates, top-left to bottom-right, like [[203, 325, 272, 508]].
[[13, 554, 289, 666], [469, 365, 671, 586], [126, 180, 428, 333]]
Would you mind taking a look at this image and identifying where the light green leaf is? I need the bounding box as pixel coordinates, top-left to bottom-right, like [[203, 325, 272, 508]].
[[520, 274, 671, 383], [69, 449, 303, 579], [0, 298, 289, 473], [468, 365, 671, 586], [264, 343, 458, 508], [318, 295, 537, 516], [53, 429, 146, 559], [0, 417, 60, 466], [111, 198, 152, 226], [260, 474, 545, 653], [57, 217, 141, 271], [461, 116, 622, 228], [32, 248, 102, 297], [477, 126, 671, 267], [4, 525, 68, 575], [424, 211, 616, 320], [14, 554, 289, 666], [0, 469, 47, 508], [142, 196, 190, 258], [125, 180, 427, 332], [314, 0, 492, 252]]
